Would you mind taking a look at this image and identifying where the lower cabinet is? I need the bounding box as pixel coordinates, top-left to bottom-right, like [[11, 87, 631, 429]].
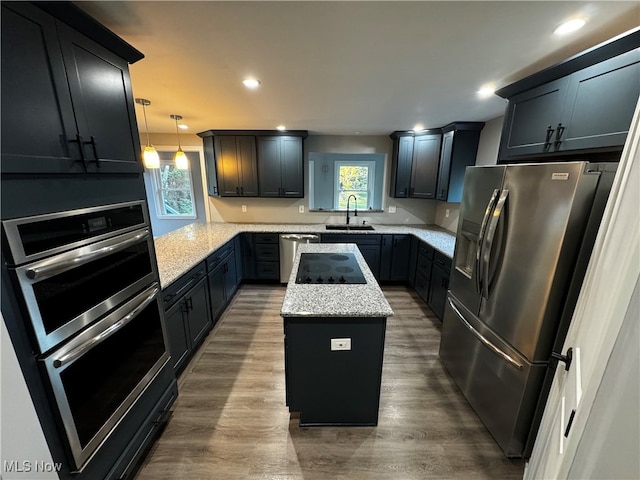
[[207, 242, 238, 321], [162, 263, 212, 374], [240, 233, 280, 281], [427, 251, 452, 321], [380, 234, 411, 281], [321, 234, 381, 280]]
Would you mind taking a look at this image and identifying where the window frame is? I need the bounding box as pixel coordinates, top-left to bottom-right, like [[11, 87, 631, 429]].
[[151, 156, 197, 220], [333, 160, 376, 211]]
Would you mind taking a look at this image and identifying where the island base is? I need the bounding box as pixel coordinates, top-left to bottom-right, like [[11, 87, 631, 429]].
[[284, 316, 387, 426]]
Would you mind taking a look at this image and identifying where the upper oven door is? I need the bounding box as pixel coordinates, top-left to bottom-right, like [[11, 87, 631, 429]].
[[14, 227, 157, 353]]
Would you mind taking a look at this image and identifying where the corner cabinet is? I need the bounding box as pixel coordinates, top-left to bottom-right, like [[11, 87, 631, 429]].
[[1, 2, 143, 175], [436, 122, 484, 202], [198, 130, 307, 198], [389, 130, 441, 199], [497, 32, 640, 162]]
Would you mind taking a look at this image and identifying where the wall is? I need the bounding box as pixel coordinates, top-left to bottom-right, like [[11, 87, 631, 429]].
[[433, 115, 505, 233], [204, 134, 438, 226]]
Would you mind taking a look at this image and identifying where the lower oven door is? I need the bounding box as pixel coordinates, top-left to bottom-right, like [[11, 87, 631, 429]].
[[41, 283, 169, 471], [15, 227, 157, 353]]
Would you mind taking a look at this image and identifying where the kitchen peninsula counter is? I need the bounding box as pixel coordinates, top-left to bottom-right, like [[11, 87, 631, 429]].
[[154, 222, 455, 289], [280, 243, 394, 318]]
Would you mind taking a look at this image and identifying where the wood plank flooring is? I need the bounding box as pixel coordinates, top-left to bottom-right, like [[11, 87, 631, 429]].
[[135, 285, 524, 480]]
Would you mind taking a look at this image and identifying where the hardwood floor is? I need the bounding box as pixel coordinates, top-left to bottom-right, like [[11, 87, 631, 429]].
[[135, 285, 524, 479]]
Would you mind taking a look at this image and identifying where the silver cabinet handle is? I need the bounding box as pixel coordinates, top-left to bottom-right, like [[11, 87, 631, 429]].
[[476, 189, 500, 295], [447, 297, 523, 369], [26, 229, 149, 280], [53, 285, 159, 368]]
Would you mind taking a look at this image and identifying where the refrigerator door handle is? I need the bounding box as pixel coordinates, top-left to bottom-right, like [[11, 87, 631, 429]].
[[448, 297, 523, 370], [481, 189, 509, 299], [476, 189, 500, 295]]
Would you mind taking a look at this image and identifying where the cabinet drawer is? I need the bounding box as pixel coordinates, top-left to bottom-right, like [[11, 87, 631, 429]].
[[418, 241, 434, 259], [206, 241, 235, 271], [416, 253, 433, 279], [254, 233, 279, 244], [433, 251, 452, 273], [256, 261, 279, 279], [255, 243, 279, 261], [162, 262, 206, 310]]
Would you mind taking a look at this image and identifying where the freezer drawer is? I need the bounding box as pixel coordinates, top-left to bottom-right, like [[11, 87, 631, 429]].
[[439, 295, 546, 457]]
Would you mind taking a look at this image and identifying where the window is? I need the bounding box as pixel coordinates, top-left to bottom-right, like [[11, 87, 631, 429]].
[[152, 159, 196, 219], [334, 161, 375, 210]]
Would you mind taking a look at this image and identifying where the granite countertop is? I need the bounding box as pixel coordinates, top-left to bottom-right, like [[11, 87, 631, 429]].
[[153, 222, 456, 289], [280, 243, 394, 318]]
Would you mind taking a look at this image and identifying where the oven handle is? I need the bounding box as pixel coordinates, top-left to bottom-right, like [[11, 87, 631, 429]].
[[52, 284, 159, 368], [26, 229, 150, 280]]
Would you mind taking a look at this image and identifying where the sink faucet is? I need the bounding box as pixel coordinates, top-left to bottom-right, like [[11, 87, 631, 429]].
[[346, 195, 358, 225]]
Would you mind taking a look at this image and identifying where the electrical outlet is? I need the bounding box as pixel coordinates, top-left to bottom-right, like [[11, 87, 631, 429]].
[[241, 205, 247, 213], [330, 338, 351, 351], [388, 206, 396, 214], [299, 205, 305, 213], [445, 209, 450, 218]]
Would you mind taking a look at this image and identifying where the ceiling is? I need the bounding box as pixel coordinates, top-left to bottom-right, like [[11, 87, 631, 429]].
[[76, 1, 640, 136]]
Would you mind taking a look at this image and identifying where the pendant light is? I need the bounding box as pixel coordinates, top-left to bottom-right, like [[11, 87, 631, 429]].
[[134, 98, 159, 169], [170, 114, 188, 170]]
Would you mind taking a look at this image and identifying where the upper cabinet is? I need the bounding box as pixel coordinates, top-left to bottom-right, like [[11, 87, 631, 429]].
[[1, 2, 144, 175], [389, 130, 441, 199], [257, 136, 304, 197], [199, 130, 307, 198], [497, 29, 640, 162], [436, 122, 484, 203]]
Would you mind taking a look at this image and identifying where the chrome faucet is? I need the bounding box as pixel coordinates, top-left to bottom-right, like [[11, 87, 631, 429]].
[[346, 195, 358, 225]]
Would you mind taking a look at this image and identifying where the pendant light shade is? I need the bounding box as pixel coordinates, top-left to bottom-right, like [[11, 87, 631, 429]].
[[171, 114, 188, 170], [135, 98, 159, 169]]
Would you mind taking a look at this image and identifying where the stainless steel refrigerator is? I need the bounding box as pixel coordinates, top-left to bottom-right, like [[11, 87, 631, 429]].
[[439, 161, 617, 458]]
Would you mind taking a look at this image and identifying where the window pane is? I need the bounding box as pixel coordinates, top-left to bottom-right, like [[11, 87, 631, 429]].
[[157, 163, 195, 216], [337, 165, 369, 210]]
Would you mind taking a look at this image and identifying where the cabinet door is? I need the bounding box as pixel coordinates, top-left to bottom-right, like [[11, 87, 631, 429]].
[[428, 264, 449, 321], [391, 136, 414, 198], [215, 136, 242, 196], [257, 136, 282, 197], [410, 134, 440, 199], [559, 50, 640, 152], [380, 235, 410, 281], [202, 136, 219, 196], [57, 22, 142, 173], [223, 251, 238, 300], [208, 265, 226, 321], [499, 77, 569, 159], [237, 136, 259, 196], [1, 3, 80, 174], [436, 131, 454, 201], [164, 300, 190, 373], [186, 277, 212, 348], [281, 136, 304, 197], [357, 244, 381, 280]]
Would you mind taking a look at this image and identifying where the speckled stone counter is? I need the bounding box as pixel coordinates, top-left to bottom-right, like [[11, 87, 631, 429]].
[[154, 222, 456, 289], [280, 243, 394, 318]]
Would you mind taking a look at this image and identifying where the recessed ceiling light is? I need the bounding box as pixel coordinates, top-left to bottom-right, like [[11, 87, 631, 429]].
[[477, 85, 495, 98], [355, 131, 361, 135], [554, 18, 586, 36], [276, 125, 286, 131], [178, 124, 188, 130], [413, 123, 425, 132], [243, 78, 261, 89]]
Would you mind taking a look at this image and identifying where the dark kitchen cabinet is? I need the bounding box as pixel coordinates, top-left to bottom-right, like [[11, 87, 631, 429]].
[[206, 240, 239, 320], [389, 131, 441, 199], [322, 234, 381, 280], [380, 234, 411, 282], [427, 251, 452, 321], [1, 2, 143, 175], [414, 242, 433, 304], [436, 123, 484, 202], [498, 40, 640, 161], [389, 135, 414, 198], [257, 136, 304, 197], [162, 263, 212, 374], [213, 135, 259, 196]]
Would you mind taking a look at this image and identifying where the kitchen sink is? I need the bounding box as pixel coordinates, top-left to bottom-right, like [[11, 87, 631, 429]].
[[325, 224, 374, 231]]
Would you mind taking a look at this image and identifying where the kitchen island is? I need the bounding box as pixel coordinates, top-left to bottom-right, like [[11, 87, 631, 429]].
[[281, 243, 393, 426]]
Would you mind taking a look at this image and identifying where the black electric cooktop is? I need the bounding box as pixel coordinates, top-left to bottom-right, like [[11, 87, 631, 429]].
[[295, 253, 366, 284]]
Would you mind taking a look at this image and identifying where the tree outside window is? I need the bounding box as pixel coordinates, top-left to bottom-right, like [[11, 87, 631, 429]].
[[154, 160, 196, 218], [335, 162, 375, 210]]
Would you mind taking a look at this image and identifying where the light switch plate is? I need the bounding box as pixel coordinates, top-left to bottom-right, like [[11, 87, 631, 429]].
[[299, 205, 305, 213], [388, 206, 396, 214], [241, 205, 247, 212], [330, 338, 351, 351]]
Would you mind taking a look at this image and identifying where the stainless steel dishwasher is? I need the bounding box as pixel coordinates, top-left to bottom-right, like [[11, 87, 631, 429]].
[[279, 234, 319, 283]]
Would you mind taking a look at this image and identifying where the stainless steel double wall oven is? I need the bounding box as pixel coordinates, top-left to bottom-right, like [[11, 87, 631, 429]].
[[2, 200, 170, 471]]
